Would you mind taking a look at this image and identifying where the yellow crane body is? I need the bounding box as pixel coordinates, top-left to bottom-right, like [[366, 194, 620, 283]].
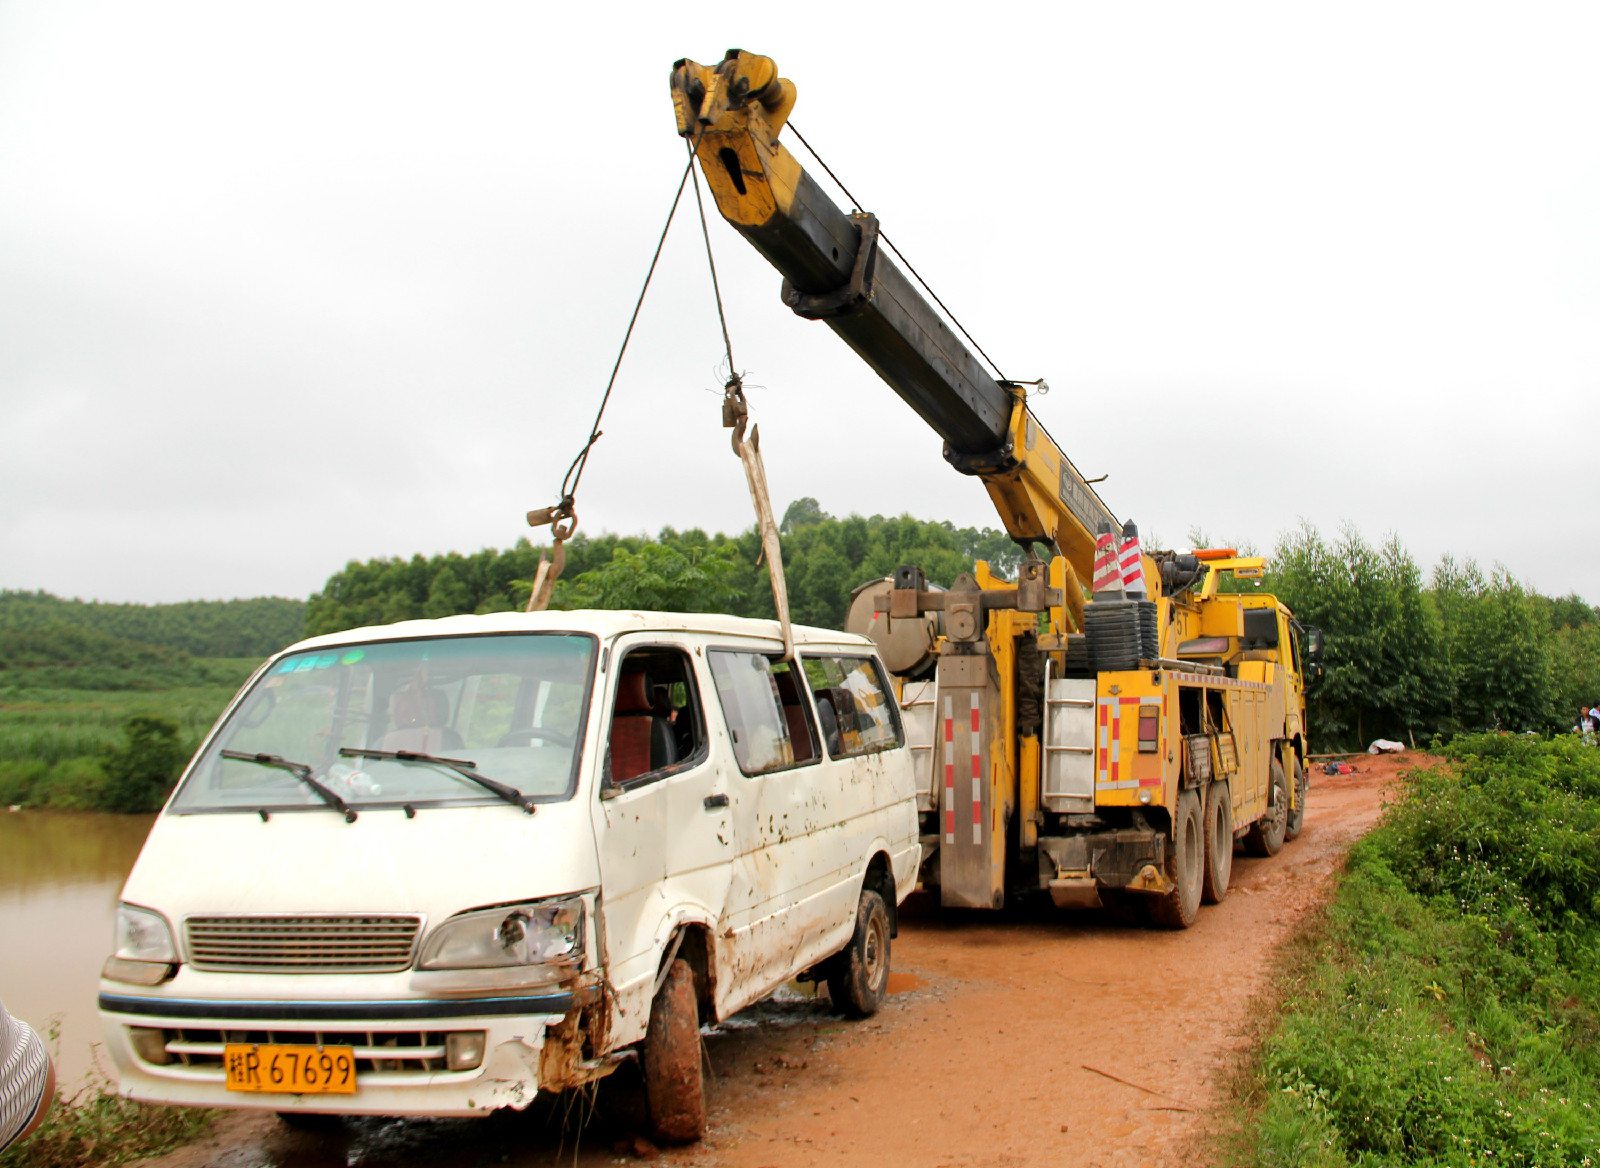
[[672, 50, 1322, 926]]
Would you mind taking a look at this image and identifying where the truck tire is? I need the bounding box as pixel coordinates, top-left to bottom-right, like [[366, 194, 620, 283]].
[[1201, 780, 1233, 905], [642, 958, 705, 1143], [1285, 761, 1308, 840], [1245, 759, 1289, 857], [1150, 788, 1203, 928], [827, 888, 891, 1018]]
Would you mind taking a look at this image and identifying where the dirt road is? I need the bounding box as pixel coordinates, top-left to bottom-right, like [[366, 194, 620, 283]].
[[141, 756, 1410, 1168]]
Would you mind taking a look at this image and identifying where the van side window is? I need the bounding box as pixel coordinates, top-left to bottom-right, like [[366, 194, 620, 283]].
[[802, 655, 903, 758], [608, 648, 706, 786], [707, 651, 819, 775]]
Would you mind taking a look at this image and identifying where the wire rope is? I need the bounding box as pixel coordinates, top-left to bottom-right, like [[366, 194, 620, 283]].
[[786, 121, 1011, 385], [556, 156, 696, 505]]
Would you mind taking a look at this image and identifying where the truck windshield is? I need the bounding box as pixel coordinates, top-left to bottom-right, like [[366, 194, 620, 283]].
[[172, 633, 596, 815]]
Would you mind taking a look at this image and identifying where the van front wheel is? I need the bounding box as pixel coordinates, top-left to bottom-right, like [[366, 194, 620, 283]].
[[642, 958, 705, 1143], [827, 888, 891, 1018]]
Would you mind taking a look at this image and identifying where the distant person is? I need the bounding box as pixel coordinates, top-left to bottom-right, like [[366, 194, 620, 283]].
[[0, 998, 54, 1152]]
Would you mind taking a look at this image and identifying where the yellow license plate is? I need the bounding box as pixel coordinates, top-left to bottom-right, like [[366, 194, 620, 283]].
[[224, 1043, 357, 1094]]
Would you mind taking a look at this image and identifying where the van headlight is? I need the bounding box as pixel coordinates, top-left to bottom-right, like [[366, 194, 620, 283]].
[[114, 904, 177, 963], [418, 897, 584, 970]]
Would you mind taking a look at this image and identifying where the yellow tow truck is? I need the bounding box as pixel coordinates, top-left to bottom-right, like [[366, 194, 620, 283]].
[[670, 50, 1324, 926]]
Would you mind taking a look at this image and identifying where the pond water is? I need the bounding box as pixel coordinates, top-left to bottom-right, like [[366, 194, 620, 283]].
[[0, 808, 154, 1089]]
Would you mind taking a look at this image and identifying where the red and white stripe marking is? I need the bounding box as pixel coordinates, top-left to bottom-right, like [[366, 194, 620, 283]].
[[1165, 671, 1271, 691], [1095, 695, 1146, 789], [1092, 530, 1122, 594], [970, 693, 983, 846], [1118, 534, 1146, 595], [942, 697, 955, 845]]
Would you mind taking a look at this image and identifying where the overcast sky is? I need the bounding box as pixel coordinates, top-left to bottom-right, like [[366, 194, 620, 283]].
[[2, 2, 1596, 605]]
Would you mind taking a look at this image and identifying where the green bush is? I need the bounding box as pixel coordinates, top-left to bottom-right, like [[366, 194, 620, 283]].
[[29, 757, 109, 811], [100, 715, 189, 813], [0, 759, 47, 805], [1243, 735, 1600, 1168]]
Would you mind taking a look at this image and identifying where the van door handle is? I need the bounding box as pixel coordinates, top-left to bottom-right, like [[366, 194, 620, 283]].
[[703, 794, 729, 810]]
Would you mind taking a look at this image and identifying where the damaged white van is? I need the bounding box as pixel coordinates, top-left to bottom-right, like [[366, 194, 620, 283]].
[[99, 611, 920, 1140]]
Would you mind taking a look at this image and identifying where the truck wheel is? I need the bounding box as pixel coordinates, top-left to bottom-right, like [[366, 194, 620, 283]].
[[1150, 788, 1203, 928], [1285, 761, 1308, 840], [827, 888, 891, 1018], [1201, 780, 1233, 904], [642, 957, 705, 1143], [1245, 760, 1289, 857]]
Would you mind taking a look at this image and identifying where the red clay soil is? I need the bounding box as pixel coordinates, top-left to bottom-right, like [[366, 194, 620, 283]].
[[137, 754, 1418, 1168]]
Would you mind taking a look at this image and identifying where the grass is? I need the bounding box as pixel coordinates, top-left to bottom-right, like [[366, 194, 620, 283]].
[[0, 1023, 212, 1168], [0, 661, 257, 809], [1227, 734, 1600, 1168]]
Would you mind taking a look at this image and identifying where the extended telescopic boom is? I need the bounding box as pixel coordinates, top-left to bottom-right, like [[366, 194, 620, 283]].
[[670, 49, 1117, 595]]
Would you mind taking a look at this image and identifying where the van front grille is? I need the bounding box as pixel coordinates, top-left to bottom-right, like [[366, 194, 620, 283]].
[[135, 1027, 462, 1075], [185, 915, 421, 973]]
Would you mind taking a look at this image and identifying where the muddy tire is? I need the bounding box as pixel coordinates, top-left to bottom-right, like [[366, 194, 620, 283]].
[[1150, 788, 1203, 929], [1245, 759, 1290, 857], [1285, 761, 1308, 840], [642, 957, 705, 1143], [1201, 780, 1233, 905], [826, 888, 891, 1018]]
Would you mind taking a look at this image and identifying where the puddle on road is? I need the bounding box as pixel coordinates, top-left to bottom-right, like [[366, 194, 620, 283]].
[[886, 971, 923, 994]]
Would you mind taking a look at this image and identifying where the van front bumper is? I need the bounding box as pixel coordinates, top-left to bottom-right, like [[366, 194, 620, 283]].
[[98, 989, 591, 1117]]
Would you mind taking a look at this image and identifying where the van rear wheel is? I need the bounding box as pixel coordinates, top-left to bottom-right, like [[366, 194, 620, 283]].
[[827, 888, 891, 1018], [642, 957, 705, 1143]]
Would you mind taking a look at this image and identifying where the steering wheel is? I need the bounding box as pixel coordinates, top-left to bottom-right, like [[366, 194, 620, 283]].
[[496, 727, 574, 748]]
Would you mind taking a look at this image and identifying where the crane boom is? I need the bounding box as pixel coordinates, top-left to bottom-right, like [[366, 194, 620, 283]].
[[665, 49, 1322, 924], [671, 50, 1116, 587]]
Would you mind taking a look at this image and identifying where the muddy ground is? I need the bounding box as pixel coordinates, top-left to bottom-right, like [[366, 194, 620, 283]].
[[139, 754, 1415, 1168]]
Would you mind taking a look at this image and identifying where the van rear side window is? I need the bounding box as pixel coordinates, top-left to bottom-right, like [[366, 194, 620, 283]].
[[802, 655, 902, 759], [707, 651, 818, 775]]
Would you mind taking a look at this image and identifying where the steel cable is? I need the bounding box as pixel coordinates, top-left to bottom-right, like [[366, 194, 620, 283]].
[[555, 156, 697, 506], [785, 121, 1011, 385]]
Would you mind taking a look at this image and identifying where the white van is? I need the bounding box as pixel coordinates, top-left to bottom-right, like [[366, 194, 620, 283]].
[[98, 611, 920, 1141]]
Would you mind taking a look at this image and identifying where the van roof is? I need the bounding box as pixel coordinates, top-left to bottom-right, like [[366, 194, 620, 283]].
[[285, 610, 876, 656]]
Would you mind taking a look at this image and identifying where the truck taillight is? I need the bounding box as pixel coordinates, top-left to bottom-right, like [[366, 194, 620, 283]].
[[1138, 710, 1159, 752]]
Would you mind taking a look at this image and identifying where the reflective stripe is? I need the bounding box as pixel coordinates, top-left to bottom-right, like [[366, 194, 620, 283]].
[[970, 694, 982, 846], [942, 697, 955, 845]]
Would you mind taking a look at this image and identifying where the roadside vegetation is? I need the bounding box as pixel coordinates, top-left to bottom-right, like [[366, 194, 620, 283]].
[[1233, 734, 1600, 1167], [311, 508, 1600, 751], [5, 509, 1597, 810], [1244, 523, 1600, 750], [0, 1051, 211, 1168]]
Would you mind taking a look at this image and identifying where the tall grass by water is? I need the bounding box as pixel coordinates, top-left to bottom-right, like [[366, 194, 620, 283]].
[[0, 665, 256, 809]]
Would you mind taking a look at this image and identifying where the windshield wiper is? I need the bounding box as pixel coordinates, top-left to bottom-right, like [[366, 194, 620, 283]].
[[220, 750, 357, 822], [339, 748, 537, 815]]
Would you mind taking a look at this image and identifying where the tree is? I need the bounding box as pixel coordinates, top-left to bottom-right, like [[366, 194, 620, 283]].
[[102, 714, 189, 813], [780, 497, 831, 534], [559, 543, 744, 613]]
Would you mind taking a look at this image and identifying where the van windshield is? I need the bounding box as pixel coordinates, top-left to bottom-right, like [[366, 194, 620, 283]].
[[172, 633, 596, 815]]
